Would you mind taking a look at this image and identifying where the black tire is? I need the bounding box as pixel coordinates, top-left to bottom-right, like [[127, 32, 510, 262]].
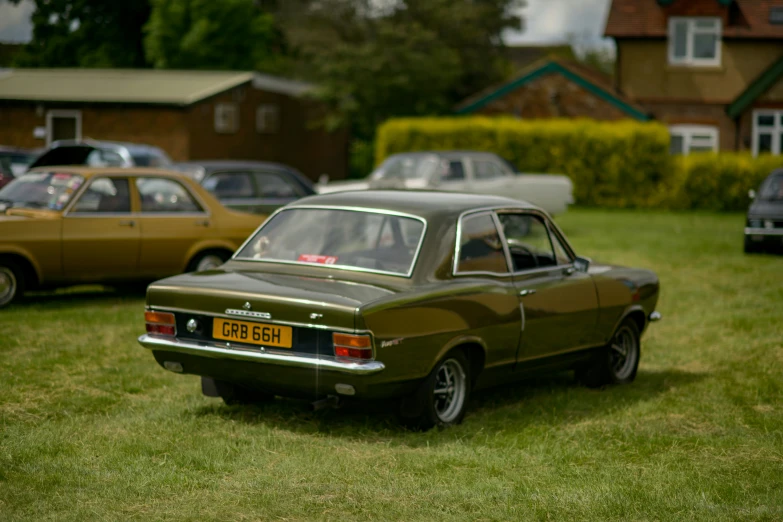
[[399, 349, 471, 431], [0, 260, 25, 308], [187, 250, 230, 273], [202, 377, 273, 405], [578, 317, 640, 388], [744, 236, 760, 254]]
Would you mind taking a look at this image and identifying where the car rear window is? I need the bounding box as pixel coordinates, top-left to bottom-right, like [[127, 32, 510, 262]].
[[235, 208, 426, 276], [30, 146, 94, 168]]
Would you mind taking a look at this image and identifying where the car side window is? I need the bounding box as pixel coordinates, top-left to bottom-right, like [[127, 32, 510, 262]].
[[497, 213, 557, 271], [550, 230, 573, 265], [254, 171, 300, 198], [473, 160, 506, 180], [71, 177, 131, 213], [136, 177, 203, 213], [203, 172, 254, 198], [456, 212, 508, 274], [443, 160, 465, 181]]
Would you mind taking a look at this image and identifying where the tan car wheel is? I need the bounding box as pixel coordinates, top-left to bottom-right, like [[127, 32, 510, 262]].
[[0, 264, 22, 308], [188, 251, 230, 273]]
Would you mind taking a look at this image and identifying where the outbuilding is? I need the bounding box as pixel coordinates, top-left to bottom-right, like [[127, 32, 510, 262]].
[[0, 68, 348, 180]]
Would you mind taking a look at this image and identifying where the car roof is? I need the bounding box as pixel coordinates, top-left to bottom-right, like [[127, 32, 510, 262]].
[[50, 140, 166, 154], [27, 166, 189, 179], [289, 190, 537, 219], [386, 150, 503, 160], [175, 160, 297, 172]]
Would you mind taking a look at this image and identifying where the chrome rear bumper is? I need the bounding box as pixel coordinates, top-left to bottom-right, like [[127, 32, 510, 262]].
[[138, 334, 386, 375]]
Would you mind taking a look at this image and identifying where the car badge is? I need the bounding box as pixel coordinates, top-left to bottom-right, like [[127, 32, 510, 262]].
[[225, 308, 272, 319], [309, 313, 323, 320], [243, 302, 252, 310], [186, 318, 198, 333]]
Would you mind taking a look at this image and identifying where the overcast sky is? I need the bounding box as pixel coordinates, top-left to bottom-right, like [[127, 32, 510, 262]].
[[0, 0, 614, 50]]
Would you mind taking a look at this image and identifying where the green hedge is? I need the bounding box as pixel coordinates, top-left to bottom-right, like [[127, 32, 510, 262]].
[[375, 117, 783, 211]]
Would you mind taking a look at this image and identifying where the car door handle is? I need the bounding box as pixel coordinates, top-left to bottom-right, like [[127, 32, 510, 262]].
[[194, 219, 210, 227], [118, 220, 136, 227], [563, 266, 576, 275], [519, 289, 536, 297]]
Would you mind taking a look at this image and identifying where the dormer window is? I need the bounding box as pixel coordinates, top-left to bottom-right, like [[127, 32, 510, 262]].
[[668, 17, 722, 67]]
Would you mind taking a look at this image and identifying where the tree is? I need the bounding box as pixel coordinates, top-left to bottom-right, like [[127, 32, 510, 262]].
[[143, 0, 286, 71], [275, 0, 525, 139], [10, 0, 151, 68]]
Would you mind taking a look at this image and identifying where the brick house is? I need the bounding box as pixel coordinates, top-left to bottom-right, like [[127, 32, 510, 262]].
[[605, 0, 783, 155], [455, 58, 649, 122], [0, 69, 349, 180]]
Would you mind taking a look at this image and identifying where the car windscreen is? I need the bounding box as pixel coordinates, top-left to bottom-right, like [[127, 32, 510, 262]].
[[0, 171, 84, 210], [29, 146, 94, 168], [371, 155, 440, 181], [235, 208, 426, 276], [759, 173, 783, 201]]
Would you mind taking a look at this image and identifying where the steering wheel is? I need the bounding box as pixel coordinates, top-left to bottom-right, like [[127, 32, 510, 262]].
[[510, 244, 539, 269]]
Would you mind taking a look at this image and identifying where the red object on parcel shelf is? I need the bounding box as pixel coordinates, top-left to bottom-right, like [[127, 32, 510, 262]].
[[298, 254, 338, 265]]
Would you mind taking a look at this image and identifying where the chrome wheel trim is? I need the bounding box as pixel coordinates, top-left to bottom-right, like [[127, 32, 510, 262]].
[[432, 358, 467, 423], [195, 255, 224, 272], [609, 325, 638, 380], [0, 267, 17, 306]]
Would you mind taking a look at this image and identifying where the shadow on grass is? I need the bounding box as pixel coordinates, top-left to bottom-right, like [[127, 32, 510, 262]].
[[192, 367, 705, 444], [16, 284, 148, 309]]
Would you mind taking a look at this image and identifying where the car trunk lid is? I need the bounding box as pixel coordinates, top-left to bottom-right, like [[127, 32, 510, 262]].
[[147, 269, 395, 331]]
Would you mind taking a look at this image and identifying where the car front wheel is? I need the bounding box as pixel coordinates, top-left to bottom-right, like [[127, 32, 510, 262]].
[[400, 350, 471, 430]]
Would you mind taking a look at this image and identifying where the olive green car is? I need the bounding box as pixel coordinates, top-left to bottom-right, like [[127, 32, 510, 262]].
[[139, 191, 661, 429]]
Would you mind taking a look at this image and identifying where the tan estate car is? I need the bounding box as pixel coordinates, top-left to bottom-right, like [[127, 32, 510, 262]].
[[0, 167, 267, 307]]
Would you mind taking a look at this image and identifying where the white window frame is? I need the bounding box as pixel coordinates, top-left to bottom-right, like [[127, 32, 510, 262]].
[[669, 125, 719, 155], [45, 109, 82, 147], [256, 104, 280, 134], [668, 17, 722, 67], [214, 103, 239, 134], [752, 109, 783, 156]]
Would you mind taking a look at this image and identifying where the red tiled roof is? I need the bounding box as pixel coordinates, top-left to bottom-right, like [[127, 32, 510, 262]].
[[605, 0, 783, 39]]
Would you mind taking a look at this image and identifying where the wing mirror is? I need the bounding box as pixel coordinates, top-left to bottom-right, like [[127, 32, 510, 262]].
[[748, 189, 756, 200], [574, 256, 591, 273]]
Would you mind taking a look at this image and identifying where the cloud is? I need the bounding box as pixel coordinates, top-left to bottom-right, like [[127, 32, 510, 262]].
[[505, 0, 614, 51], [0, 1, 34, 42]]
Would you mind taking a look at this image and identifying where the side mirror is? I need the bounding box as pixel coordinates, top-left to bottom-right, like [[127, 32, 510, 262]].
[[748, 189, 756, 200], [574, 256, 591, 273]]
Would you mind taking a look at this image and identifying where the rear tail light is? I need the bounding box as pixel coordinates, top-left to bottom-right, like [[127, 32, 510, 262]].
[[333, 333, 373, 360], [145, 311, 176, 336]]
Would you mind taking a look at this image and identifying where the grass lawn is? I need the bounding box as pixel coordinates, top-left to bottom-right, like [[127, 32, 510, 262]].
[[1, 209, 781, 521]]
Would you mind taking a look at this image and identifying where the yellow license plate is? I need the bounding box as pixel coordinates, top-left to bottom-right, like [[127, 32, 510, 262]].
[[213, 318, 293, 348]]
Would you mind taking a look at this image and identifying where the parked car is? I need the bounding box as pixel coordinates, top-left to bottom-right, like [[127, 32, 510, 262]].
[[139, 190, 660, 429], [745, 169, 783, 254], [173, 160, 316, 215], [0, 167, 267, 307], [28, 140, 172, 170], [0, 146, 40, 189], [317, 151, 575, 215]]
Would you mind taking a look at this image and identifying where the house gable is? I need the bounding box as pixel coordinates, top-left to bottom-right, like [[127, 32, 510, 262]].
[[727, 55, 783, 117], [454, 61, 649, 121]]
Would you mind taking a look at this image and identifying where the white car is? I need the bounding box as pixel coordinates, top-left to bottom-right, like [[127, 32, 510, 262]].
[[317, 151, 574, 215]]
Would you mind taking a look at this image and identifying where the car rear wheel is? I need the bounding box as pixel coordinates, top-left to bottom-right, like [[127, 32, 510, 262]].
[[188, 251, 230, 272], [0, 262, 24, 308], [400, 350, 471, 430], [578, 317, 640, 388], [744, 236, 761, 254], [202, 377, 274, 405]]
